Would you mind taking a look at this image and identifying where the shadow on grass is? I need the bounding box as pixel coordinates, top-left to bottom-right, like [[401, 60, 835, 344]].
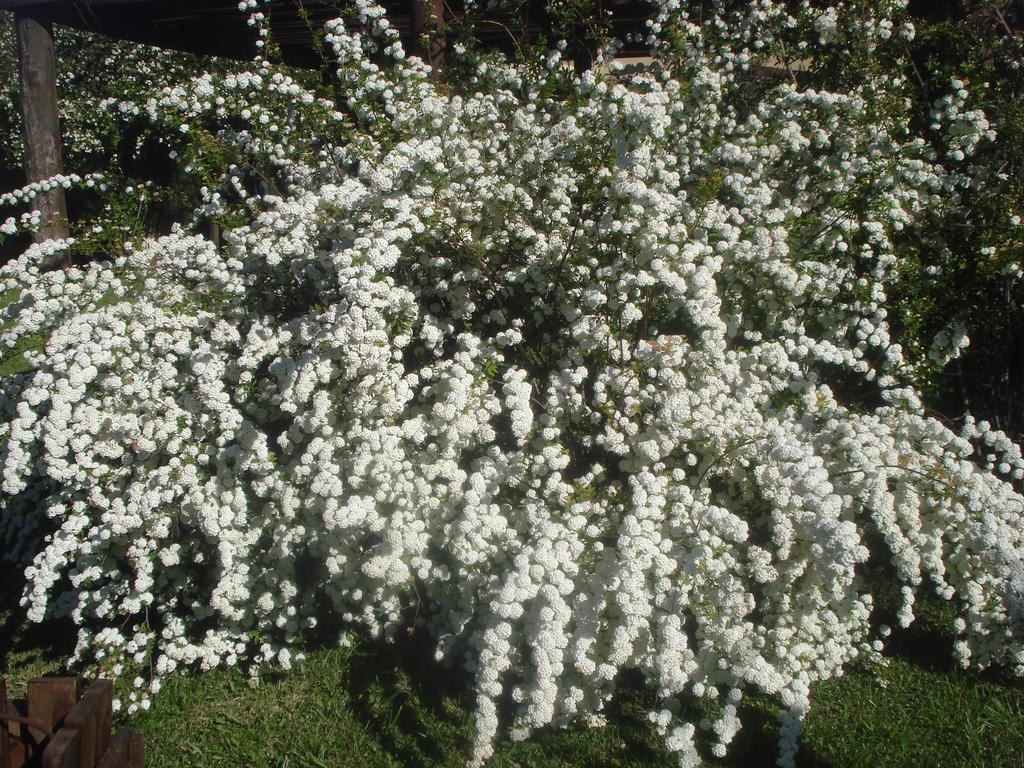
[[334, 631, 840, 768], [0, 562, 76, 694], [728, 703, 836, 768], [340, 634, 675, 767], [340, 629, 472, 767], [870, 570, 1024, 690], [885, 619, 958, 674]]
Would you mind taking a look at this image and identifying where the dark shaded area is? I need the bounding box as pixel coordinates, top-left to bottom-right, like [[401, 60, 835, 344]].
[[0, 0, 659, 67], [0, 561, 76, 688], [335, 630, 843, 767], [336, 630, 475, 766], [908, 0, 1024, 25]]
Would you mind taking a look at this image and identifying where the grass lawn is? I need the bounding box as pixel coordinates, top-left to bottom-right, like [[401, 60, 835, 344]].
[[2, 559, 1023, 768]]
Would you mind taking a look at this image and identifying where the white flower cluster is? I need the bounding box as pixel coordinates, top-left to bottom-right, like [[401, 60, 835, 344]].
[[813, 7, 840, 45], [0, 173, 105, 239], [2, 2, 1023, 766], [0, 173, 100, 208], [928, 320, 970, 367], [931, 78, 996, 162]]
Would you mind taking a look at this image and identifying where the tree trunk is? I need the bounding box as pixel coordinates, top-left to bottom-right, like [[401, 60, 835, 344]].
[[410, 0, 445, 78], [15, 11, 70, 246]]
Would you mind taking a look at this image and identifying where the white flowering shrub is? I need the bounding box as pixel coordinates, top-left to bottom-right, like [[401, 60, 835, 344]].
[[2, 1, 1024, 765]]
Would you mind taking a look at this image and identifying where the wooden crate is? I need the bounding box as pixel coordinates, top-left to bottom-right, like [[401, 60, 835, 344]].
[[0, 678, 143, 768]]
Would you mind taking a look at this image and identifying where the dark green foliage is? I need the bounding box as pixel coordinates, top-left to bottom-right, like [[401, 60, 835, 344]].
[[894, 1, 1024, 435]]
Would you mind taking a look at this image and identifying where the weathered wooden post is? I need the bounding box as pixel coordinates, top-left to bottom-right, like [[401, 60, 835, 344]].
[[2, 677, 141, 767], [410, 0, 445, 78], [0, 679, 11, 768], [14, 10, 70, 243], [26, 678, 79, 745]]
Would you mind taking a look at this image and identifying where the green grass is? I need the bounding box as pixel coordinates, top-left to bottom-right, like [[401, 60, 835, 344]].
[[3, 561, 1023, 768], [0, 341, 37, 376], [804, 656, 1024, 768], [120, 640, 675, 768], [0, 287, 40, 376]]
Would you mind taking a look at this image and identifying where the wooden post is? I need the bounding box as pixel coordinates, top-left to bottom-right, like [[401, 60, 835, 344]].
[[97, 728, 144, 768], [27, 678, 80, 744], [62, 680, 113, 768], [0, 679, 10, 768], [0, 682, 27, 768], [410, 0, 445, 78], [126, 731, 144, 768], [15, 11, 70, 243], [41, 727, 79, 768], [96, 729, 129, 768]]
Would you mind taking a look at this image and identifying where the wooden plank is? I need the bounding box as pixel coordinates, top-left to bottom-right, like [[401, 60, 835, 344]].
[[14, 10, 70, 246], [3, 738, 25, 768], [97, 728, 143, 768], [87, 680, 113, 761], [26, 678, 79, 744], [5, 695, 44, 766], [63, 680, 113, 768], [41, 726, 79, 768], [1, 690, 27, 768], [61, 697, 96, 768], [126, 730, 144, 768], [95, 729, 129, 768], [61, 697, 95, 768], [0, 680, 9, 768]]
